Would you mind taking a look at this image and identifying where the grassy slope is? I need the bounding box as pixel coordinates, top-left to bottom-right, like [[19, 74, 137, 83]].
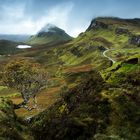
[[0, 40, 21, 55], [27, 32, 72, 46], [0, 17, 140, 139], [29, 18, 140, 139], [1, 17, 140, 116], [96, 17, 140, 34]]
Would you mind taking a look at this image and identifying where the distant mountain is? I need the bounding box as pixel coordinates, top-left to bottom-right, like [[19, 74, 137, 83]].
[[0, 34, 30, 42], [27, 23, 72, 45], [38, 23, 60, 33]]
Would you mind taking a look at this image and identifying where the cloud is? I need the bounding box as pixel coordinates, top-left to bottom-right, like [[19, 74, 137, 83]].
[[0, 2, 76, 36], [70, 27, 87, 37], [0, 2, 25, 23], [1, 0, 140, 37]]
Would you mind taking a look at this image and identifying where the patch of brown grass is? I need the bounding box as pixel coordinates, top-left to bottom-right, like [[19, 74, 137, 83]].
[[64, 64, 93, 73], [11, 87, 61, 117]]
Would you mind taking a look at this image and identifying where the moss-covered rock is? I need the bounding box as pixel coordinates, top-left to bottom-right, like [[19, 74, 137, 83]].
[[0, 98, 33, 140]]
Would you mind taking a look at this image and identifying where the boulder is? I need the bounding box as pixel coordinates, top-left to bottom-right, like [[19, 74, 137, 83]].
[[129, 35, 140, 46], [115, 27, 130, 35], [70, 47, 82, 57]]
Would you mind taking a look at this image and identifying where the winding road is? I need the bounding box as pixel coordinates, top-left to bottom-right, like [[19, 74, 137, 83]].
[[103, 49, 116, 64]]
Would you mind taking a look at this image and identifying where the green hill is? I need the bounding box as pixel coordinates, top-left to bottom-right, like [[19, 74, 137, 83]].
[[3, 17, 139, 92], [0, 34, 30, 42], [0, 17, 140, 140], [18, 17, 140, 78], [26, 24, 72, 46], [24, 17, 140, 140], [0, 40, 20, 55]]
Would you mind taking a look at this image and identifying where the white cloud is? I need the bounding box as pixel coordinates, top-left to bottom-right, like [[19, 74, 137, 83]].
[[0, 2, 83, 36], [0, 3, 25, 23], [70, 27, 86, 37]]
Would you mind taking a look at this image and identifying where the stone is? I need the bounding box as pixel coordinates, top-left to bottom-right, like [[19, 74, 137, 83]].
[[115, 27, 130, 35], [129, 35, 140, 46]]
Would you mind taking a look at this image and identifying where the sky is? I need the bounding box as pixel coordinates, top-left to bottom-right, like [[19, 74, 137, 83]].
[[0, 0, 140, 37]]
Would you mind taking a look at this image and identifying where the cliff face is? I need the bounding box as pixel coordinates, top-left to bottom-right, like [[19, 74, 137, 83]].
[[86, 19, 108, 31]]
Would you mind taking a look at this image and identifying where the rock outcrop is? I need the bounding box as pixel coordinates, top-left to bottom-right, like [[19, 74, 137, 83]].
[[87, 19, 108, 31], [129, 35, 140, 46], [115, 27, 130, 35], [125, 58, 139, 64], [86, 45, 106, 52], [70, 47, 82, 57]]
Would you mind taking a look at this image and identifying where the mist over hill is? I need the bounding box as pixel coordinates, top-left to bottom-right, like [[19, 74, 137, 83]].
[[27, 23, 72, 45]]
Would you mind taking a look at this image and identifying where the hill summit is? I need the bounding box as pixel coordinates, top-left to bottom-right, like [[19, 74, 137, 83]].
[[38, 23, 63, 33], [27, 23, 72, 46]]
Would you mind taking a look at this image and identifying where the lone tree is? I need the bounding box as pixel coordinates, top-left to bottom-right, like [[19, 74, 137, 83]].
[[1, 58, 49, 110]]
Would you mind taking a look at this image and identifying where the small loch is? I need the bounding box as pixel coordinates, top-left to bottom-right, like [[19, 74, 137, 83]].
[[16, 45, 32, 49]]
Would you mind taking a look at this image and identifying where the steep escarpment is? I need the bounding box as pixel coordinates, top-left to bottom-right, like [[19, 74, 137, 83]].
[[76, 17, 140, 49]]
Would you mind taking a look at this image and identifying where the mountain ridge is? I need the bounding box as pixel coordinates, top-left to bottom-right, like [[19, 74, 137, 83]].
[[0, 34, 30, 42]]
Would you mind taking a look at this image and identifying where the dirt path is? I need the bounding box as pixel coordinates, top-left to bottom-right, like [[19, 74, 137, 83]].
[[103, 49, 116, 63]]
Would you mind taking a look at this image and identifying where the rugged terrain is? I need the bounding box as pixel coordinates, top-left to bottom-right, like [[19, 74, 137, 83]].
[[0, 17, 140, 140], [0, 40, 22, 55]]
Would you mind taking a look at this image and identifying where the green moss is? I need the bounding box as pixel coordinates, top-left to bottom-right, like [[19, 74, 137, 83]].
[[0, 98, 34, 140], [0, 86, 20, 98], [102, 62, 140, 85]]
